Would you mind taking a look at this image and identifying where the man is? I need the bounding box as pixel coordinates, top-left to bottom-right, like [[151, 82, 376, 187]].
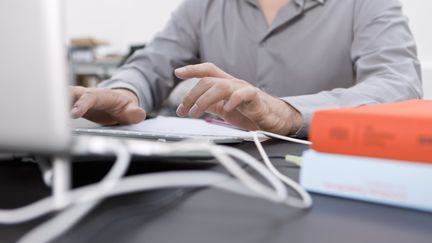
[[71, 0, 422, 137]]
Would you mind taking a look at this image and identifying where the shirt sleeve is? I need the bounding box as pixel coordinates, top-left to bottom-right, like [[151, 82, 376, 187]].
[[98, 0, 202, 112], [283, 0, 423, 138]]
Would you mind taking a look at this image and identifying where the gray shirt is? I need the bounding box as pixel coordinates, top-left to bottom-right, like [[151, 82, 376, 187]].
[[100, 0, 422, 137]]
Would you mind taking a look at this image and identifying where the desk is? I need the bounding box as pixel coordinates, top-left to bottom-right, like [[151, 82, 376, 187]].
[[0, 140, 431, 243]]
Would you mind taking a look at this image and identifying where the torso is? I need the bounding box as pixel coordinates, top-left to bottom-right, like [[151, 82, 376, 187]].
[[197, 0, 356, 97]]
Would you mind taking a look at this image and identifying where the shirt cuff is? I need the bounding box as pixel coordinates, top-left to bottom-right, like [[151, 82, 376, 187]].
[[282, 94, 339, 138]]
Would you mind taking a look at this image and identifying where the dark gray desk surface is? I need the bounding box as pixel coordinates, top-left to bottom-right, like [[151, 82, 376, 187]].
[[0, 140, 431, 243]]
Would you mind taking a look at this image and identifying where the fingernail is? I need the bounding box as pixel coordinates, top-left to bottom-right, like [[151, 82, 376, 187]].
[[175, 67, 187, 75], [71, 106, 79, 117], [189, 104, 200, 118], [176, 104, 186, 116]]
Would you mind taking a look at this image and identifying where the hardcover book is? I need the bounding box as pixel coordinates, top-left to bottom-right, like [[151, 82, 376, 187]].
[[310, 100, 432, 163]]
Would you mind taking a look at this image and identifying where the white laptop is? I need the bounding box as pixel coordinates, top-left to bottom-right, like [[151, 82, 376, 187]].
[[0, 0, 71, 154], [73, 116, 266, 144]]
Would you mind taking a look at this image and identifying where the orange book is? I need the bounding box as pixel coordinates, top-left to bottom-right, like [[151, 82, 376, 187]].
[[310, 100, 432, 163]]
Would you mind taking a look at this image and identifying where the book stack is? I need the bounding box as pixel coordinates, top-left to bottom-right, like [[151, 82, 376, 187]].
[[300, 100, 432, 212]]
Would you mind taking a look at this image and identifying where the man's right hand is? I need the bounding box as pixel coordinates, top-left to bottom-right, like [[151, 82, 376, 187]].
[[70, 86, 146, 126]]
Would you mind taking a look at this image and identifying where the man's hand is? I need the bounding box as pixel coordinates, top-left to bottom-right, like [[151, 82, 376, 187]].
[[70, 86, 146, 126], [174, 63, 302, 135]]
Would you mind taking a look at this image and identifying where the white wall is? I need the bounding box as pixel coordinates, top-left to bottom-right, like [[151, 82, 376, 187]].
[[65, 0, 431, 98], [65, 0, 183, 54], [400, 0, 432, 99]]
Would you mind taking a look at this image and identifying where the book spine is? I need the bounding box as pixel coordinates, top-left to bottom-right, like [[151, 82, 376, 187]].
[[300, 150, 432, 212], [310, 112, 432, 163]]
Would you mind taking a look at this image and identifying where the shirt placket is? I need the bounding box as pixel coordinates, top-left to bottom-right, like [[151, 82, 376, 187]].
[[255, 0, 306, 92]]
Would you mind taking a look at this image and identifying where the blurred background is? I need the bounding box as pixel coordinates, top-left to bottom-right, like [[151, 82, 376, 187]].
[[65, 0, 432, 98]]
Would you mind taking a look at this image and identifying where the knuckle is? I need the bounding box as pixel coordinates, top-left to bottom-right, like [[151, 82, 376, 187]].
[[72, 86, 86, 96], [203, 62, 216, 69], [82, 89, 95, 97], [231, 91, 247, 104], [215, 81, 230, 91], [234, 78, 250, 86], [182, 93, 194, 105], [232, 87, 258, 103], [231, 90, 243, 99], [247, 87, 260, 97], [74, 86, 85, 91], [195, 99, 207, 110], [203, 62, 218, 74], [199, 77, 212, 86], [251, 86, 260, 92]]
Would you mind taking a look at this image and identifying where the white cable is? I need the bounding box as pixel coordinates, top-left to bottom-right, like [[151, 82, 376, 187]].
[[0, 136, 311, 223], [18, 202, 96, 243], [0, 198, 53, 224], [0, 134, 313, 243], [253, 131, 313, 209], [0, 171, 257, 224], [215, 146, 287, 202], [18, 140, 131, 243], [255, 130, 312, 146], [0, 140, 287, 224], [76, 142, 131, 204], [150, 142, 288, 203], [18, 172, 232, 243], [127, 139, 308, 207]]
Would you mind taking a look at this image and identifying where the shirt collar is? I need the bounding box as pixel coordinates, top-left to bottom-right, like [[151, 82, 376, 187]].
[[246, 0, 326, 8], [294, 0, 326, 8]]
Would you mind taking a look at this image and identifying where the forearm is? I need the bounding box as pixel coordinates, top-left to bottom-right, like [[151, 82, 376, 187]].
[[283, 75, 422, 138], [99, 0, 202, 112]]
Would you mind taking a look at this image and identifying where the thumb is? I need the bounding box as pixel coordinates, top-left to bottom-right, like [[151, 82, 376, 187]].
[[112, 104, 147, 125], [175, 63, 233, 80]]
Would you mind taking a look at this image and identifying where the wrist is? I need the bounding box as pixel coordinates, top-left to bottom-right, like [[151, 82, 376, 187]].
[[277, 99, 303, 136], [287, 104, 302, 135]]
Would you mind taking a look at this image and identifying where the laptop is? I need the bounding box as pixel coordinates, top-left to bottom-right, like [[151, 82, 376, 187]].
[[72, 116, 264, 144], [0, 0, 71, 155], [0, 0, 74, 207]]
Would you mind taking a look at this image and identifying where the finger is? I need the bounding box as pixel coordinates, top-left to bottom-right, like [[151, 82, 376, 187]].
[[70, 90, 99, 119], [78, 103, 146, 126], [207, 102, 259, 131], [224, 87, 274, 129], [187, 84, 231, 118], [206, 101, 226, 117], [71, 88, 121, 118], [175, 63, 233, 80], [176, 77, 216, 117], [223, 87, 260, 113], [70, 86, 86, 106], [111, 104, 146, 125]]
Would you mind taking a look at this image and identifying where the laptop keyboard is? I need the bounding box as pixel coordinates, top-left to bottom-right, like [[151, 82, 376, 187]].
[[73, 128, 244, 144]]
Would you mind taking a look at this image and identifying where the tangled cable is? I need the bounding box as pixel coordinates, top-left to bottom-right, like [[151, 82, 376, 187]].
[[0, 132, 312, 243]]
